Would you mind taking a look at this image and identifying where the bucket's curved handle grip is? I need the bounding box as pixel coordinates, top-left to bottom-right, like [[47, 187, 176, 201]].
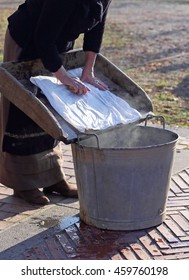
[[77, 132, 100, 149], [144, 114, 166, 129]]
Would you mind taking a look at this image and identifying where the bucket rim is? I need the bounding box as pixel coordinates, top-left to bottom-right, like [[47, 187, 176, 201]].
[[75, 126, 179, 150]]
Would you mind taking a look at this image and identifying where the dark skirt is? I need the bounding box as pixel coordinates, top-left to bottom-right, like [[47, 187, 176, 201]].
[[0, 29, 67, 190], [2, 102, 56, 155]]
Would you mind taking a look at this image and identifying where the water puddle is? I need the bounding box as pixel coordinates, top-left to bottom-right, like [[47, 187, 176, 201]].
[[58, 215, 80, 230], [38, 218, 59, 228], [37, 215, 80, 230]]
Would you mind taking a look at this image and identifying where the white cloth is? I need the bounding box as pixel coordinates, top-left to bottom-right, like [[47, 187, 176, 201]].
[[30, 68, 141, 132]]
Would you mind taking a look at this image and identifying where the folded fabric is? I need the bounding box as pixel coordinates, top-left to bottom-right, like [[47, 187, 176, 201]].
[[30, 68, 141, 133]]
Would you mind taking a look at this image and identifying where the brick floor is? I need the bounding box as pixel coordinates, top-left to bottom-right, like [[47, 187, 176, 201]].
[[4, 167, 187, 260], [0, 140, 189, 259]]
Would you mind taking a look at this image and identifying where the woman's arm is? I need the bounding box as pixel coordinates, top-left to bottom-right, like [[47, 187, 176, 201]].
[[53, 65, 90, 95], [81, 1, 111, 90], [81, 51, 108, 90], [34, 0, 90, 95]]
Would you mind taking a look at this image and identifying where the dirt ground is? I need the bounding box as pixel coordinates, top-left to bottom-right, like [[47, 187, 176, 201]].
[[103, 0, 189, 126], [106, 0, 189, 91], [0, 0, 189, 126]]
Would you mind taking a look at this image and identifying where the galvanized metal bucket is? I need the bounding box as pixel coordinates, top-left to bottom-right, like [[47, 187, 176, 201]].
[[0, 50, 178, 230], [71, 120, 179, 230]]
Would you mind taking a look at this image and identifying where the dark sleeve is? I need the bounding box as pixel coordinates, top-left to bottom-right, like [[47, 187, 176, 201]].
[[83, 4, 109, 53], [33, 0, 76, 72]]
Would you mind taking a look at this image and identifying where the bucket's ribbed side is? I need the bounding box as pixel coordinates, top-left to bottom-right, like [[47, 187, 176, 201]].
[[71, 144, 99, 224], [71, 137, 177, 231]]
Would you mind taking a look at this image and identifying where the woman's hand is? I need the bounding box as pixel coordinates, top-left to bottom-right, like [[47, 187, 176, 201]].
[[53, 66, 90, 95], [64, 76, 90, 95], [81, 51, 109, 91], [81, 70, 109, 91]]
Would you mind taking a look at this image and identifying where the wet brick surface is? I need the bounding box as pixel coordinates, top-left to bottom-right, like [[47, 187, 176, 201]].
[[10, 168, 189, 260]]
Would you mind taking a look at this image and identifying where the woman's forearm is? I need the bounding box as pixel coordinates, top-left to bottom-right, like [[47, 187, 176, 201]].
[[83, 51, 97, 75], [81, 51, 108, 90]]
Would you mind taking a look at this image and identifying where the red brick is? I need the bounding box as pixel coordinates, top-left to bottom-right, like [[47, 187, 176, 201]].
[[111, 253, 124, 260], [63, 161, 74, 169], [130, 243, 151, 260], [139, 235, 162, 256], [170, 214, 189, 232], [147, 229, 170, 249], [65, 224, 86, 246], [180, 210, 189, 222], [166, 206, 186, 215], [170, 241, 189, 248], [120, 247, 138, 260], [64, 168, 76, 177], [172, 175, 189, 190], [167, 198, 189, 207], [179, 236, 189, 242], [165, 218, 186, 237], [170, 180, 182, 194], [157, 224, 179, 243], [45, 237, 68, 259], [56, 233, 76, 253], [179, 170, 189, 184], [161, 247, 189, 255]]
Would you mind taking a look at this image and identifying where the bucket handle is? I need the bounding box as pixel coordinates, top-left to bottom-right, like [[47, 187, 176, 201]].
[[144, 114, 166, 129], [77, 132, 100, 148]]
